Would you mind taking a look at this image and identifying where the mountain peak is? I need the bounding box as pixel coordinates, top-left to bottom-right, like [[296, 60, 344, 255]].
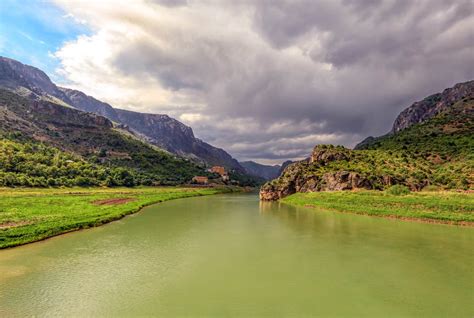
[[391, 80, 474, 133]]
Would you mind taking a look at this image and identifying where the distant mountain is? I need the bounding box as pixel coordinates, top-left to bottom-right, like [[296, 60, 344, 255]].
[[0, 56, 244, 172], [261, 81, 474, 200], [240, 161, 281, 180]]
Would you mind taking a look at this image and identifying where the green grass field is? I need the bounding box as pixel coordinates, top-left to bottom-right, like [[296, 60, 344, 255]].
[[0, 186, 233, 249], [281, 191, 474, 225]]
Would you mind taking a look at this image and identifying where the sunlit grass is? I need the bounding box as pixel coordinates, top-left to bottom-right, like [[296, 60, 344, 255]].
[[0, 186, 233, 248], [281, 190, 474, 225]]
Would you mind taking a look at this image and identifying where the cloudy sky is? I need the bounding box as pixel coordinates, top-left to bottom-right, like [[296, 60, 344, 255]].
[[1, 0, 473, 164]]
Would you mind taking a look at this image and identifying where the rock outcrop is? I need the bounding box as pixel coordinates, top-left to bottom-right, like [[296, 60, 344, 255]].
[[259, 145, 412, 200], [260, 146, 374, 200], [310, 145, 348, 164], [322, 171, 371, 191], [260, 145, 373, 201]]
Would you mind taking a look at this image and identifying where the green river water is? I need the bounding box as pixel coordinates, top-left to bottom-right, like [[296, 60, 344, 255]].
[[0, 194, 473, 317]]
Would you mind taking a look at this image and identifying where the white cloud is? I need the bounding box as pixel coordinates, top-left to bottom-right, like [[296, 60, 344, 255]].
[[52, 0, 474, 163]]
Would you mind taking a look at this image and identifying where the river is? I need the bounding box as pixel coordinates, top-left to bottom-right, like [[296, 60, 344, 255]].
[[0, 194, 473, 317]]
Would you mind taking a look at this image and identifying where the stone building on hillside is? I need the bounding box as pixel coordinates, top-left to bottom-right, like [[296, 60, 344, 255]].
[[209, 166, 229, 181], [210, 166, 226, 175], [192, 176, 209, 184]]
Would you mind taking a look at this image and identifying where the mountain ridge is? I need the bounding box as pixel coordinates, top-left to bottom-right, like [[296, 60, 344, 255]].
[[0, 88, 204, 186], [0, 56, 244, 172], [355, 80, 474, 149], [239, 161, 281, 181]]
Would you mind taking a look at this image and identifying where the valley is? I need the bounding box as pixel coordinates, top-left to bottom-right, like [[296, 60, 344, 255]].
[[0, 2, 473, 316]]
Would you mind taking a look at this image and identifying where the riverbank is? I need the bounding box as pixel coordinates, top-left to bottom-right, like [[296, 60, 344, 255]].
[[281, 191, 474, 225], [0, 186, 236, 249]]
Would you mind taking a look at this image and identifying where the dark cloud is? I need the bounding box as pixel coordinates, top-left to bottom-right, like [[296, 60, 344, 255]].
[[55, 0, 474, 163]]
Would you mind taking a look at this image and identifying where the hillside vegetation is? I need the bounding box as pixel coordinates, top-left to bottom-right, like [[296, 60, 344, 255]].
[[0, 136, 150, 187], [357, 97, 473, 156], [0, 89, 204, 185]]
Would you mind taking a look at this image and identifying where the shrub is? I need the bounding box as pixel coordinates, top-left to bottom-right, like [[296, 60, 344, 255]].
[[385, 185, 410, 196], [422, 185, 440, 192]]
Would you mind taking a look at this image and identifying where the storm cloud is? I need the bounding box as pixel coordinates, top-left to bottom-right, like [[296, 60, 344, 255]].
[[53, 0, 474, 163]]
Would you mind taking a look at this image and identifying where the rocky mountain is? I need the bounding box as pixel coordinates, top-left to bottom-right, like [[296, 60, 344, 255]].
[[113, 108, 243, 170], [0, 88, 204, 186], [260, 81, 474, 200], [58, 87, 120, 122], [0, 56, 67, 100], [391, 81, 473, 133], [0, 56, 245, 172], [240, 161, 281, 181], [355, 80, 474, 149]]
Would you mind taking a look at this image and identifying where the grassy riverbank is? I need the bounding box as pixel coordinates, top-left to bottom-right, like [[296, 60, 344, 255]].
[[281, 191, 474, 225], [0, 186, 234, 249]]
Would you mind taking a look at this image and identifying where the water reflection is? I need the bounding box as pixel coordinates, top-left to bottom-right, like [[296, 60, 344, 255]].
[[260, 198, 474, 271]]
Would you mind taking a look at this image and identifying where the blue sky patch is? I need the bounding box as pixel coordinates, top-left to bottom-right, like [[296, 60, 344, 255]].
[[0, 0, 90, 82]]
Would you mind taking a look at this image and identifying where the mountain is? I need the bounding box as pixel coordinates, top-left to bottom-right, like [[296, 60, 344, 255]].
[[58, 87, 120, 122], [355, 80, 474, 149], [0, 88, 204, 186], [260, 81, 474, 200], [240, 161, 281, 180], [391, 81, 473, 133], [0, 56, 244, 172]]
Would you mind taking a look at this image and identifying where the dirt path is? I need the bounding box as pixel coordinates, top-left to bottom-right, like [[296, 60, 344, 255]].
[[92, 198, 136, 205]]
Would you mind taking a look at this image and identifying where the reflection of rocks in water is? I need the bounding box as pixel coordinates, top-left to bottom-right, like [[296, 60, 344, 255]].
[[259, 199, 336, 233], [259, 200, 281, 215], [259, 200, 310, 224], [258, 200, 379, 238], [261, 196, 468, 268]]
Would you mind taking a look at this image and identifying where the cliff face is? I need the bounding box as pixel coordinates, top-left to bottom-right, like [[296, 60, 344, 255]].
[[392, 81, 473, 133], [259, 146, 376, 200], [115, 109, 195, 153], [59, 87, 120, 122], [115, 108, 244, 171], [0, 57, 66, 99], [0, 56, 245, 171]]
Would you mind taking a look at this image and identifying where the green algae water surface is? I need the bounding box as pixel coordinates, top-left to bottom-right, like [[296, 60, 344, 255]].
[[0, 194, 473, 317]]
